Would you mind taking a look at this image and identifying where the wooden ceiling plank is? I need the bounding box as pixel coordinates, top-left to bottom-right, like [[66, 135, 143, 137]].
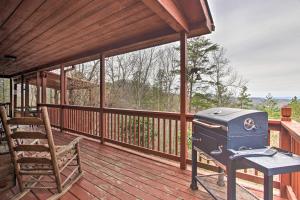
[[6, 0, 114, 61], [52, 21, 210, 67], [4, 4, 153, 70], [0, 0, 45, 43], [142, 0, 189, 32], [10, 3, 149, 68], [3, 0, 96, 56], [1, 0, 213, 76], [0, 0, 22, 27], [0, 0, 70, 54], [4, 14, 164, 75], [10, 14, 162, 72], [6, 0, 137, 65]]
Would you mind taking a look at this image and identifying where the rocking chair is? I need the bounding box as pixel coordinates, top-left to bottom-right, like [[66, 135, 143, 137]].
[[0, 106, 83, 200]]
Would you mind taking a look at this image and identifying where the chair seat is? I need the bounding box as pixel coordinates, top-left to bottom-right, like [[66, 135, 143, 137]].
[[19, 144, 77, 172]]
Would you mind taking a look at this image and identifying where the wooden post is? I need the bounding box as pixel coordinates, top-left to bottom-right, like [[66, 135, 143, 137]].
[[36, 71, 41, 107], [100, 55, 105, 144], [60, 65, 65, 132], [64, 71, 68, 105], [54, 90, 58, 104], [9, 78, 13, 117], [13, 83, 17, 116], [279, 106, 292, 198], [21, 75, 24, 116], [25, 79, 29, 113], [41, 72, 47, 104], [180, 32, 188, 170]]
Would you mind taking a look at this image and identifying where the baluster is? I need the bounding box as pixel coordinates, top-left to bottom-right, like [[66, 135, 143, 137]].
[[169, 120, 172, 154], [114, 113, 116, 140], [152, 117, 155, 150], [110, 113, 113, 139], [175, 120, 178, 155], [158, 118, 160, 151], [129, 115, 131, 144], [117, 114, 120, 141], [138, 116, 140, 146], [163, 119, 166, 153], [125, 115, 128, 143], [147, 117, 150, 148], [134, 116, 136, 145]]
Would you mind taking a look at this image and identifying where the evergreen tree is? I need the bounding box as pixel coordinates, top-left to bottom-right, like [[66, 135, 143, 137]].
[[237, 86, 252, 109], [259, 93, 280, 119], [176, 37, 219, 112], [289, 96, 300, 122]]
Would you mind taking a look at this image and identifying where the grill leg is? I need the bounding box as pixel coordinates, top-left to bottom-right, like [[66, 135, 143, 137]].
[[217, 167, 225, 187], [264, 174, 273, 200], [227, 160, 236, 200], [190, 146, 198, 190]]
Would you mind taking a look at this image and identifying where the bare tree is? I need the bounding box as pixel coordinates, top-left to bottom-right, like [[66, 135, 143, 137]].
[[209, 48, 246, 106]]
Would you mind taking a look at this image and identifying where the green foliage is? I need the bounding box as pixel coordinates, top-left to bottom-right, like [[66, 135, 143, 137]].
[[237, 86, 252, 109], [258, 93, 280, 119], [191, 93, 215, 110], [176, 37, 219, 112], [289, 96, 300, 122]]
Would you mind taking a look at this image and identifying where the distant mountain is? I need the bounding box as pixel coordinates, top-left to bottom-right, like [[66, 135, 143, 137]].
[[251, 97, 291, 108]]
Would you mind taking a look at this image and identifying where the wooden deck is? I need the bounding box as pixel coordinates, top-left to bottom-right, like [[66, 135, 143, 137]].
[[1, 130, 285, 200]]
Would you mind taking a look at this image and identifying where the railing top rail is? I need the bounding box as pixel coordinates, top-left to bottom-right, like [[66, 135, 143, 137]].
[[282, 120, 300, 143], [38, 104, 288, 125], [103, 107, 181, 119]]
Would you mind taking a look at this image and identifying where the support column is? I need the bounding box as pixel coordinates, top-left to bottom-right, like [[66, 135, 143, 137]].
[[13, 83, 17, 116], [280, 107, 292, 198], [25, 79, 29, 113], [41, 72, 47, 104], [36, 71, 41, 107], [180, 32, 188, 170], [9, 78, 13, 117], [100, 55, 105, 144], [54, 90, 58, 104], [21, 75, 24, 116], [64, 74, 68, 105], [60, 65, 65, 132]]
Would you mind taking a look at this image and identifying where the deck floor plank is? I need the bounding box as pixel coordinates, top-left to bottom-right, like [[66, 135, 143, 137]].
[[53, 132, 213, 200], [0, 130, 285, 200]]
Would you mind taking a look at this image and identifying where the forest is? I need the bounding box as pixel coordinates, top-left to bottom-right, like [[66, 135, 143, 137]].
[[0, 36, 299, 121]]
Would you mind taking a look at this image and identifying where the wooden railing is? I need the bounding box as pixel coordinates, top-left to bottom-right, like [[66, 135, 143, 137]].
[[278, 107, 300, 199], [103, 108, 181, 161], [38, 104, 300, 198]]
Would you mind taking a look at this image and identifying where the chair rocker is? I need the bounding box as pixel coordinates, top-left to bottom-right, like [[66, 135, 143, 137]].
[[0, 106, 83, 200]]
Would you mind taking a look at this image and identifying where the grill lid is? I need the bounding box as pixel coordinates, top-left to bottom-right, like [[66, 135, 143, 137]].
[[194, 107, 266, 125]]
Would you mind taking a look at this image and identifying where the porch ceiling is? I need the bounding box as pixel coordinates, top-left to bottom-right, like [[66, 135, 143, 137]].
[[0, 0, 213, 77]]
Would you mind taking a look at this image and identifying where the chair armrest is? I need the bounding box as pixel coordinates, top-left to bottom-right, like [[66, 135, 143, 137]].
[[8, 117, 44, 125], [56, 137, 82, 157]]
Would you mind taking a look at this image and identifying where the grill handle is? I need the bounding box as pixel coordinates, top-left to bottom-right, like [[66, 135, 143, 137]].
[[192, 120, 222, 129], [210, 145, 223, 156]]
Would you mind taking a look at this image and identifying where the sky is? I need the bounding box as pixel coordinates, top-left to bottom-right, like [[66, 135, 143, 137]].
[[206, 0, 300, 98]]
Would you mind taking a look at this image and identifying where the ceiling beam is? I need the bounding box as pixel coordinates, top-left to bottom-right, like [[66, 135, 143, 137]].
[[198, 0, 214, 32], [142, 0, 189, 32]]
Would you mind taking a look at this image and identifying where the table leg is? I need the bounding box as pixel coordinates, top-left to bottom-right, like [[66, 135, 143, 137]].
[[227, 160, 236, 200], [264, 174, 273, 200], [190, 146, 198, 190]]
